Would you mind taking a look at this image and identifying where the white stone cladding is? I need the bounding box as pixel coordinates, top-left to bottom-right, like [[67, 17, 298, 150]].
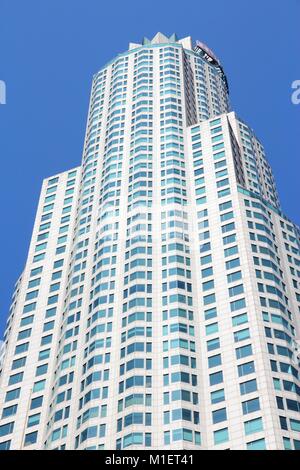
[[0, 33, 299, 451]]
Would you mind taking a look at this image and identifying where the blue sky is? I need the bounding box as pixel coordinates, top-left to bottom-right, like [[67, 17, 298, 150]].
[[0, 0, 299, 336]]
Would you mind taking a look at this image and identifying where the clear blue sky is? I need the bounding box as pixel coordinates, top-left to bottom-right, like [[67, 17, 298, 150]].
[[0, 0, 299, 336]]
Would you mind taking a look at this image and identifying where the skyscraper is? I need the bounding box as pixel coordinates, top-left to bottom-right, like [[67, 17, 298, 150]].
[[0, 32, 300, 450]]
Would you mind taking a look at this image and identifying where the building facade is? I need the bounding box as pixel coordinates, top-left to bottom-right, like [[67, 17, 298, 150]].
[[0, 32, 300, 450]]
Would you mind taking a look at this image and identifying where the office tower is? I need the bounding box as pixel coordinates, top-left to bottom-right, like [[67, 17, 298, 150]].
[[0, 32, 300, 451]]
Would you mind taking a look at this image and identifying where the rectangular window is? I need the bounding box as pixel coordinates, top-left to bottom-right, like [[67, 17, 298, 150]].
[[244, 417, 263, 435], [24, 431, 38, 446], [206, 323, 218, 335], [208, 354, 222, 368], [229, 284, 244, 297], [242, 398, 260, 415], [234, 328, 250, 342], [0, 422, 14, 437], [214, 428, 229, 445], [238, 361, 255, 377], [236, 344, 252, 360], [232, 313, 248, 326], [207, 338, 220, 351], [211, 389, 225, 404], [212, 408, 227, 424], [240, 379, 257, 395], [5, 388, 20, 402], [230, 298, 246, 312], [209, 371, 223, 386], [224, 246, 238, 257], [1, 405, 18, 418], [290, 419, 300, 432], [33, 380, 46, 393], [246, 438, 266, 450], [27, 413, 41, 428], [204, 307, 217, 320], [8, 372, 23, 385], [226, 258, 240, 270]]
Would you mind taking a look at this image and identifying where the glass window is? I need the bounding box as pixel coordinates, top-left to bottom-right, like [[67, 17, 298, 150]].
[[236, 344, 252, 360], [290, 419, 300, 432], [214, 428, 229, 445], [0, 422, 14, 437], [0, 440, 11, 450], [232, 313, 248, 326], [8, 372, 23, 385], [240, 379, 257, 395], [230, 298, 246, 312], [211, 389, 225, 404], [244, 417, 263, 435], [33, 380, 46, 393], [24, 431, 38, 446], [209, 371, 223, 386], [212, 408, 227, 424], [208, 354, 222, 368], [5, 388, 20, 402], [238, 361, 255, 377], [207, 338, 220, 351], [234, 328, 250, 342], [247, 438, 266, 450], [27, 413, 41, 428], [206, 323, 218, 335], [1, 405, 17, 418], [30, 396, 43, 410], [242, 398, 260, 415]]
